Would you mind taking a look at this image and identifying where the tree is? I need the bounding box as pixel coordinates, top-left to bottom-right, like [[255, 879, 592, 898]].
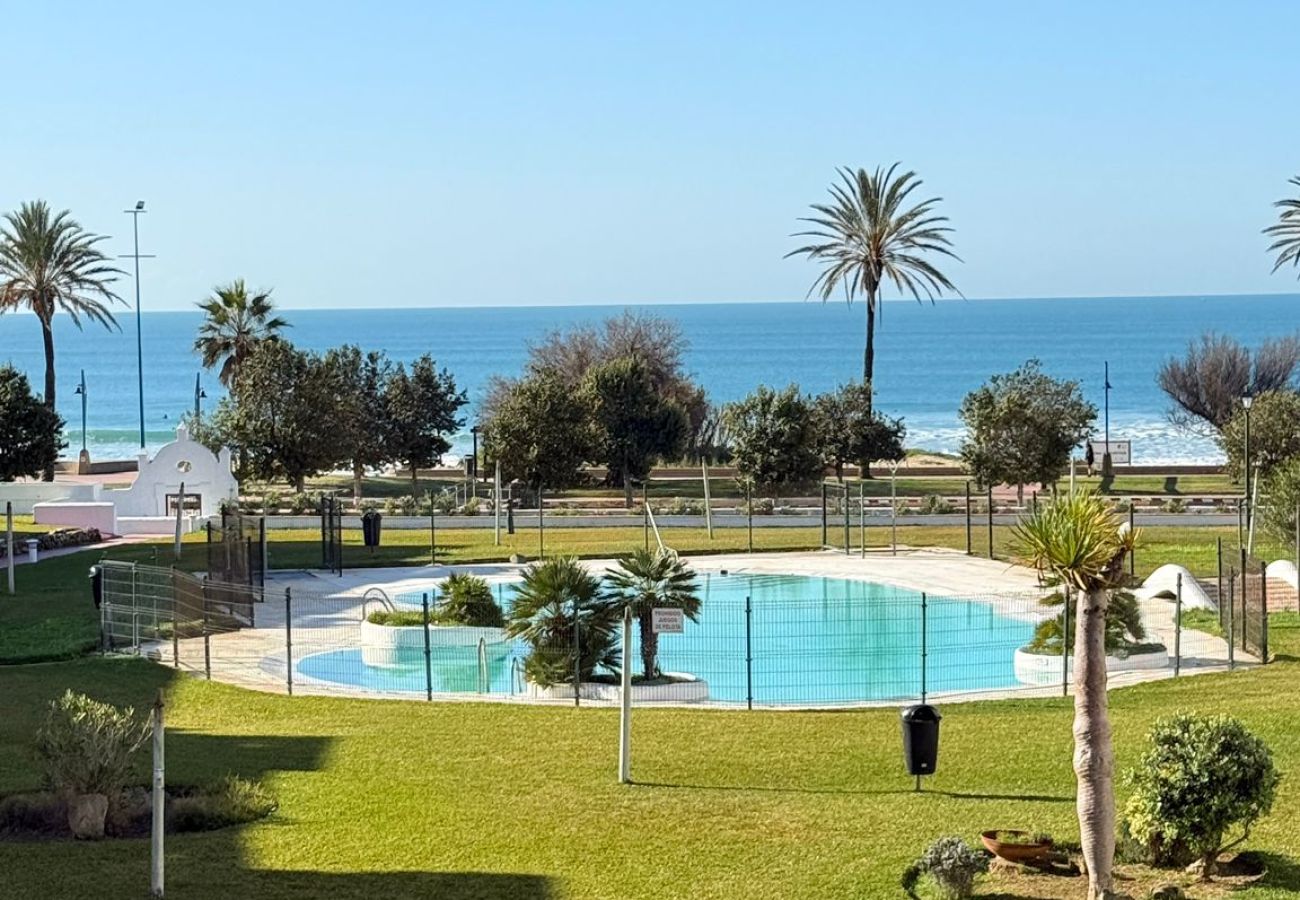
[[811, 381, 906, 480], [383, 355, 466, 495], [0, 201, 122, 479], [1219, 390, 1300, 483], [325, 346, 393, 502], [1157, 332, 1300, 435], [0, 366, 65, 481], [725, 385, 822, 492], [959, 360, 1096, 503], [210, 341, 341, 491], [1260, 456, 1300, 545], [1264, 174, 1300, 279], [194, 280, 289, 387], [581, 357, 689, 504], [482, 372, 592, 491], [787, 165, 960, 391], [605, 548, 702, 679], [1014, 493, 1137, 900], [505, 557, 619, 688]]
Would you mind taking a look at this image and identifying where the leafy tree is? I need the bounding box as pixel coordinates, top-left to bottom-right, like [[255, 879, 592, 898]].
[[725, 385, 821, 492], [325, 345, 394, 502], [1218, 390, 1300, 483], [811, 381, 906, 480], [383, 355, 466, 495], [194, 280, 289, 387], [0, 201, 122, 479], [1260, 457, 1300, 544], [210, 341, 341, 491], [605, 548, 701, 678], [505, 557, 619, 688], [1014, 493, 1137, 899], [581, 357, 688, 504], [959, 360, 1096, 503], [1157, 332, 1300, 435], [0, 366, 65, 481], [787, 165, 960, 390], [1264, 174, 1300, 279], [482, 372, 592, 491], [1123, 713, 1278, 878]]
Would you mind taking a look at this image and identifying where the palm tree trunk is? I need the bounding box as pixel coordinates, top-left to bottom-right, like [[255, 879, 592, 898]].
[[1074, 587, 1117, 898], [353, 463, 364, 505], [638, 609, 658, 678], [40, 316, 57, 481], [863, 290, 876, 391]]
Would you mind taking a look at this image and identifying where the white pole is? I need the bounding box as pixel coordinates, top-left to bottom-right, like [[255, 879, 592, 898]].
[[150, 692, 165, 897], [1069, 452, 1076, 496], [619, 606, 633, 784], [701, 461, 713, 539], [173, 482, 184, 560], [6, 501, 13, 595], [1247, 462, 1261, 557], [494, 460, 501, 546], [889, 463, 898, 556]]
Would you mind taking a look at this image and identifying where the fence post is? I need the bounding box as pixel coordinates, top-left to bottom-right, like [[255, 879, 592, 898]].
[[6, 501, 14, 595], [260, 517, 268, 581], [920, 592, 928, 704], [1174, 573, 1182, 677], [964, 482, 972, 556], [150, 693, 165, 898], [1260, 560, 1269, 664], [284, 587, 293, 696], [422, 593, 433, 701], [1216, 537, 1223, 624], [170, 567, 179, 669], [202, 577, 211, 680], [986, 485, 994, 559], [619, 606, 633, 783], [1128, 505, 1136, 576], [820, 483, 828, 548], [843, 485, 850, 555], [1226, 569, 1235, 671], [1062, 585, 1071, 696], [430, 506, 436, 566], [746, 481, 753, 553], [643, 482, 649, 551], [1239, 547, 1248, 658], [539, 483, 545, 560], [744, 594, 753, 711], [572, 594, 580, 708]]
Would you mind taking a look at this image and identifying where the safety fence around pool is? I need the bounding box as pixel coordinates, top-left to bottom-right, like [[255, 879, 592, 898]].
[[96, 562, 1251, 708]]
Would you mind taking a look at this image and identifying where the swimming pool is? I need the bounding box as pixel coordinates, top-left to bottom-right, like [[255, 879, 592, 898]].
[[295, 573, 1040, 705]]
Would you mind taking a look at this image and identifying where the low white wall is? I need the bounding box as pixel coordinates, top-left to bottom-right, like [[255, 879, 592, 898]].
[[527, 673, 710, 703], [117, 515, 204, 536], [32, 501, 117, 535], [1, 482, 102, 515], [359, 620, 510, 668], [1013, 646, 1169, 686]]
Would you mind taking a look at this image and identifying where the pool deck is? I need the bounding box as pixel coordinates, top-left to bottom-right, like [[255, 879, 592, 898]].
[[152, 548, 1253, 705]]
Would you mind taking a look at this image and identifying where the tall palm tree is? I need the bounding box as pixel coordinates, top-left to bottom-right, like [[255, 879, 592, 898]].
[[605, 548, 701, 678], [1014, 492, 1137, 900], [0, 201, 123, 479], [194, 280, 288, 387], [1264, 175, 1300, 277], [787, 164, 960, 391]]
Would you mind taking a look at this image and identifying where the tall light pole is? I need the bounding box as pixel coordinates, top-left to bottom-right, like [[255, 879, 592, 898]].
[[73, 369, 87, 452], [121, 201, 155, 450], [1243, 390, 1254, 534], [193, 373, 207, 422], [1102, 360, 1113, 478]]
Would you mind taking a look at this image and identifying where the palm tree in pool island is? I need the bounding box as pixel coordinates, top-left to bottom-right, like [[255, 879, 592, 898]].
[[787, 164, 960, 394], [194, 279, 289, 387], [606, 548, 702, 679], [0, 201, 123, 479], [1014, 492, 1137, 900], [1264, 174, 1300, 277]]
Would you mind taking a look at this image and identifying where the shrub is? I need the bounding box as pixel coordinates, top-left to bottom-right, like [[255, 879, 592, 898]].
[[657, 497, 703, 516], [1023, 588, 1152, 657], [901, 836, 988, 899], [288, 493, 314, 514], [1161, 497, 1187, 514], [366, 609, 430, 626], [169, 775, 277, 833], [436, 573, 505, 628], [35, 691, 150, 798], [918, 494, 954, 515], [459, 496, 481, 516], [262, 490, 283, 514], [1123, 713, 1279, 876], [0, 792, 65, 835]]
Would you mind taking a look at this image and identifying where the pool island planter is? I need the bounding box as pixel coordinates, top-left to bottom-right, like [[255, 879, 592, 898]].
[[360, 619, 509, 668], [1012, 644, 1168, 686], [525, 673, 710, 703]]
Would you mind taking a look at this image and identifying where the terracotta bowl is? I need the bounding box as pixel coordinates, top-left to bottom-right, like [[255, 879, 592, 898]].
[[980, 830, 1053, 863]]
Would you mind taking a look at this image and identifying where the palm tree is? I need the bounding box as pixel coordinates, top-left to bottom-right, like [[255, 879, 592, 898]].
[[606, 548, 702, 679], [0, 201, 123, 479], [194, 280, 288, 387], [1264, 175, 1300, 277], [505, 557, 620, 688], [787, 165, 960, 390], [1014, 492, 1137, 900]]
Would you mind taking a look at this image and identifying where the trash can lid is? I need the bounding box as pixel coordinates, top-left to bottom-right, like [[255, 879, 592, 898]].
[[901, 704, 941, 722]]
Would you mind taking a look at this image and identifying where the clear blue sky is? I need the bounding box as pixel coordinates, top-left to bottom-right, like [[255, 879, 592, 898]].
[[2, 1, 1297, 310]]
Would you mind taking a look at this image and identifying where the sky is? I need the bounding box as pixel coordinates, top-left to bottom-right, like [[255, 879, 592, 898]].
[[2, 1, 1298, 310]]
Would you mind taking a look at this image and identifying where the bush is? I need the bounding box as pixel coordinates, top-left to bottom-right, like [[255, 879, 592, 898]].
[[35, 691, 150, 798], [261, 490, 283, 514], [901, 836, 988, 899], [0, 792, 65, 835], [1023, 588, 1151, 657], [657, 497, 703, 516], [918, 494, 954, 515], [436, 573, 504, 627], [288, 493, 314, 515], [36, 528, 103, 552], [1161, 497, 1187, 514], [742, 497, 775, 516], [459, 496, 481, 516], [1123, 713, 1279, 875], [169, 775, 277, 833]]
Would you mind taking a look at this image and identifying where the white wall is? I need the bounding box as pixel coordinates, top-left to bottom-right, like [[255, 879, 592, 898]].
[[0, 482, 102, 515]]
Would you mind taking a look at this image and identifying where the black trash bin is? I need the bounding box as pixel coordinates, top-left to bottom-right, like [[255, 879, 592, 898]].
[[361, 511, 383, 549], [901, 704, 941, 776], [89, 564, 103, 609]]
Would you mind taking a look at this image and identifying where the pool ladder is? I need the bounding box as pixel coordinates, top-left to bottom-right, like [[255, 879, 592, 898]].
[[359, 588, 395, 621], [477, 637, 489, 694]]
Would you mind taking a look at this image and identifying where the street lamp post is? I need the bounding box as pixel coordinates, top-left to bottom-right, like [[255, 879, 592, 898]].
[[121, 201, 155, 450], [1102, 360, 1113, 478], [193, 373, 207, 422], [469, 425, 480, 498], [73, 370, 87, 453], [1243, 391, 1254, 534]]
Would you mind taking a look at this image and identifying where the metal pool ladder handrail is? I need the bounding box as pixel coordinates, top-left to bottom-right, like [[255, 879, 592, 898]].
[[359, 588, 395, 621], [644, 504, 676, 559], [477, 637, 489, 693]]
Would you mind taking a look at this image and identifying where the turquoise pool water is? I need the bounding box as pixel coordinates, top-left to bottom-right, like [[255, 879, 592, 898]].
[[295, 573, 1037, 704]]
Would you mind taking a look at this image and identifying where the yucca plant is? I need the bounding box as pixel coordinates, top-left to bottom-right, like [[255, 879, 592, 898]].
[[1014, 492, 1137, 900], [605, 548, 701, 679], [505, 557, 619, 687]]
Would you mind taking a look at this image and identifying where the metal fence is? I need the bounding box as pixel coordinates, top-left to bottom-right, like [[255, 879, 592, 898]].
[[205, 510, 265, 590], [98, 561, 1247, 707]]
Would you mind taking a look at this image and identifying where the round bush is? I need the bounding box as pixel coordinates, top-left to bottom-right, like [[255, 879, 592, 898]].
[[1123, 712, 1279, 874]]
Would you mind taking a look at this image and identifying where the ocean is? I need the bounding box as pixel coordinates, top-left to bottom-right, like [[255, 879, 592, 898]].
[[0, 294, 1295, 465]]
